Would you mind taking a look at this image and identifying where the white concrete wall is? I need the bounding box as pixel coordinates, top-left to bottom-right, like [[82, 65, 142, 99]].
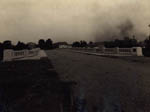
[[3, 49, 13, 61], [59, 45, 68, 48], [59, 45, 72, 49], [118, 48, 132, 55], [131, 47, 143, 56], [3, 48, 42, 62], [73, 47, 143, 56]]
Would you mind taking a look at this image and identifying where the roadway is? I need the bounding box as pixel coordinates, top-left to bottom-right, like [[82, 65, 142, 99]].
[[46, 49, 150, 112]]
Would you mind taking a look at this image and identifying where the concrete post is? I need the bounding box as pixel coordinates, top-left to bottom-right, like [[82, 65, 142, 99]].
[[132, 47, 143, 56], [115, 47, 119, 54], [3, 49, 13, 62], [102, 47, 105, 53]]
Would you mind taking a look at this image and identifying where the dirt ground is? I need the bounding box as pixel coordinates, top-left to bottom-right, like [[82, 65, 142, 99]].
[[46, 49, 150, 112], [0, 59, 69, 112]]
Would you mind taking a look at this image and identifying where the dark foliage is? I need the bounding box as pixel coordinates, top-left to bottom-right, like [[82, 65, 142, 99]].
[[72, 40, 87, 47], [14, 41, 28, 50], [80, 40, 87, 47], [88, 41, 94, 48], [3, 40, 13, 49], [143, 37, 150, 57], [45, 39, 53, 49], [0, 43, 3, 61], [144, 38, 150, 49], [72, 41, 80, 47], [142, 48, 150, 57], [0, 40, 13, 61], [38, 39, 46, 49], [104, 37, 139, 48], [38, 39, 53, 50]]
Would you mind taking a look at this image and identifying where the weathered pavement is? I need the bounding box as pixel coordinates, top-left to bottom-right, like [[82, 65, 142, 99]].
[[46, 49, 150, 112], [0, 59, 68, 112]]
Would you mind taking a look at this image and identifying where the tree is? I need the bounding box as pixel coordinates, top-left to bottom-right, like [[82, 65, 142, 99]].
[[14, 41, 27, 50], [72, 41, 80, 47], [80, 40, 87, 47], [45, 39, 53, 49], [143, 37, 150, 56], [144, 38, 150, 49], [104, 36, 139, 48], [0, 42, 3, 61], [88, 41, 94, 48], [3, 40, 13, 49], [38, 39, 46, 49]]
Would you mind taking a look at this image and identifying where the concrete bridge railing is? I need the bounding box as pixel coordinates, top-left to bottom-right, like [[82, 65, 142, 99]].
[[3, 48, 41, 62], [72, 47, 143, 56]]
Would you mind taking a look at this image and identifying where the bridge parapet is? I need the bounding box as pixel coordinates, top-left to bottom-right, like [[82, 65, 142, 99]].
[[3, 48, 43, 62], [72, 47, 143, 56]]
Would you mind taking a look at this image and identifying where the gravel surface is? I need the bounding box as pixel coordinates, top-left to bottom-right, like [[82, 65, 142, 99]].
[[46, 49, 150, 112], [0, 59, 64, 112]]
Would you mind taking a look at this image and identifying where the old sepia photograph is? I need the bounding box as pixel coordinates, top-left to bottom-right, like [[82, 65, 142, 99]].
[[0, 0, 150, 112]]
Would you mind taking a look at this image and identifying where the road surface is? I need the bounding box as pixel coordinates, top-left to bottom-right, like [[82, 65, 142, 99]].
[[46, 49, 150, 112]]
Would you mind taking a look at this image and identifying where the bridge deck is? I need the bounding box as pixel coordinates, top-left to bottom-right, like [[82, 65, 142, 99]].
[[0, 59, 73, 112]]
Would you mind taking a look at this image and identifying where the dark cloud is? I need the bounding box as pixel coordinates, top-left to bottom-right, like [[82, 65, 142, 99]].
[[0, 0, 149, 43]]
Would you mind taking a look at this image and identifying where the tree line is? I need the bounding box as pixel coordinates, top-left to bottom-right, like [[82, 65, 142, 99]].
[[71, 36, 150, 57], [72, 37, 139, 48], [0, 38, 53, 50], [1, 35, 150, 60], [1, 36, 150, 50], [71, 36, 150, 49]]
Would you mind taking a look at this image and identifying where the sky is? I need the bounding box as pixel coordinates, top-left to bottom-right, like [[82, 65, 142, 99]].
[[0, 0, 150, 43]]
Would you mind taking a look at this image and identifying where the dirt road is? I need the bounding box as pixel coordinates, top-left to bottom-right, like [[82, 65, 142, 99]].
[[0, 59, 63, 112], [46, 49, 150, 112]]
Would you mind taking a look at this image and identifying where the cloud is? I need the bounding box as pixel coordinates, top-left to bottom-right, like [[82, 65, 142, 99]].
[[0, 0, 149, 43]]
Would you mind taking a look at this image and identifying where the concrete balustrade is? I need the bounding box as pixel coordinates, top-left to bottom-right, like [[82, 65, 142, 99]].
[[72, 47, 143, 56], [3, 48, 42, 62]]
